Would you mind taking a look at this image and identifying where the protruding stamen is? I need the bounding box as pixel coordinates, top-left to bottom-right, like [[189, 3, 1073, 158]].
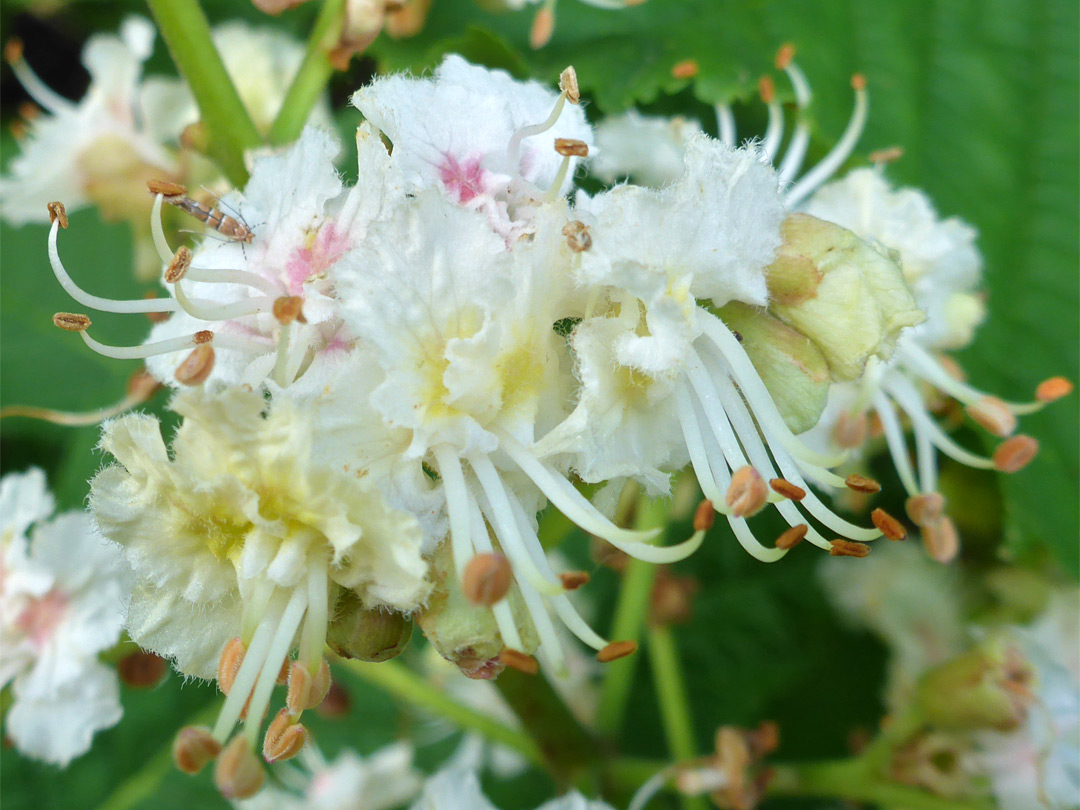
[[759, 76, 784, 161], [993, 435, 1039, 473], [562, 220, 592, 252], [775, 524, 808, 550], [272, 296, 304, 325], [53, 312, 91, 332], [784, 72, 869, 207], [462, 553, 514, 606], [214, 737, 265, 799], [529, 2, 555, 50], [554, 137, 589, 157], [559, 571, 590, 590], [845, 474, 881, 494], [173, 726, 221, 775], [966, 396, 1017, 437], [906, 492, 945, 527], [499, 648, 540, 675], [871, 508, 907, 541], [775, 43, 795, 69], [175, 344, 215, 386], [1, 369, 161, 426], [671, 59, 699, 79], [165, 247, 193, 283], [769, 478, 805, 501], [829, 539, 870, 558], [6, 40, 74, 114], [868, 146, 904, 164], [597, 640, 638, 663], [726, 466, 769, 518], [922, 516, 959, 563], [148, 179, 187, 197], [559, 66, 580, 103], [262, 709, 307, 764], [1036, 377, 1073, 402], [47, 201, 68, 229], [285, 659, 331, 715]]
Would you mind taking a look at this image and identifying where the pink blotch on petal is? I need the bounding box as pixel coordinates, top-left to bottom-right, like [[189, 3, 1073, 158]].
[[438, 153, 490, 204], [284, 222, 351, 296], [16, 589, 69, 648]]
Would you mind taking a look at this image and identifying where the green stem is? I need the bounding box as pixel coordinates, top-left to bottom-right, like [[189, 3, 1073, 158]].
[[646, 624, 707, 810], [146, 0, 262, 186], [96, 700, 220, 810], [267, 0, 347, 145], [769, 759, 996, 810], [595, 496, 668, 736], [338, 658, 544, 768]]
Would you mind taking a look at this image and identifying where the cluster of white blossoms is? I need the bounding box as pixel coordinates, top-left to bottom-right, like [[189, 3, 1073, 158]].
[[35, 44, 1069, 799], [0, 468, 129, 766]]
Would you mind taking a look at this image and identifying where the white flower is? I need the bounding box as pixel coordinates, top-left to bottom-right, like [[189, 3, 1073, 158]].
[[234, 743, 423, 810], [0, 17, 180, 225], [541, 135, 882, 561], [47, 125, 402, 397], [0, 468, 128, 766], [592, 110, 703, 187], [89, 386, 430, 780], [335, 189, 690, 675], [410, 767, 614, 810], [352, 55, 593, 239]]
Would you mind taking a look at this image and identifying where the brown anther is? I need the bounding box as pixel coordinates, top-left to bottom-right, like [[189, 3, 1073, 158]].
[[966, 396, 1017, 437], [529, 6, 555, 49], [725, 466, 769, 518], [309, 658, 332, 709], [117, 650, 167, 688], [172, 726, 221, 775], [832, 411, 868, 449], [462, 552, 514, 606], [871, 508, 907, 541], [775, 43, 795, 69], [52, 312, 90, 332], [775, 524, 808, 550], [922, 515, 959, 563], [562, 220, 592, 252], [287, 659, 332, 714], [559, 571, 590, 590], [851, 73, 867, 91], [844, 474, 881, 494], [498, 648, 540, 675], [1036, 376, 1073, 402], [147, 178, 188, 197], [554, 138, 589, 157], [217, 637, 245, 695], [769, 478, 805, 501], [46, 201, 68, 229], [693, 500, 715, 532], [993, 435, 1039, 473], [214, 736, 265, 799], [164, 246, 193, 283], [276, 658, 291, 686], [316, 681, 352, 718], [180, 121, 209, 152], [262, 708, 308, 764], [906, 492, 946, 526], [4, 38, 24, 64], [597, 640, 638, 663], [143, 293, 172, 323], [194, 330, 214, 345], [868, 145, 904, 164], [272, 296, 304, 325], [127, 368, 163, 400], [559, 66, 580, 103], [175, 344, 215, 386], [17, 101, 41, 121], [671, 59, 699, 79], [758, 74, 776, 103], [10, 120, 27, 140], [830, 539, 871, 558]]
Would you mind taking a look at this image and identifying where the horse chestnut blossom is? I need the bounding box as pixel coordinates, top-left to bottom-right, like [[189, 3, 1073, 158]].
[[0, 468, 129, 766]]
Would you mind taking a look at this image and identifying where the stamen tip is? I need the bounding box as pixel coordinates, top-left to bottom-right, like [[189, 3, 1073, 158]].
[[559, 66, 580, 103], [868, 145, 904, 164], [561, 220, 592, 252], [844, 474, 880, 495], [172, 726, 221, 775], [871, 508, 907, 541], [194, 329, 214, 345], [829, 539, 870, 558], [597, 640, 638, 663], [272, 296, 304, 325], [175, 344, 215, 386], [559, 570, 590, 590], [851, 73, 867, 92], [671, 59, 699, 80], [462, 553, 513, 606], [1036, 376, 1073, 402], [530, 6, 555, 50], [758, 74, 776, 103], [53, 312, 90, 332], [164, 246, 193, 283], [46, 201, 68, 229], [775, 43, 795, 70], [4, 38, 23, 65], [554, 137, 589, 158], [769, 478, 806, 501], [498, 648, 539, 675], [775, 524, 808, 550], [993, 435, 1039, 473], [147, 178, 187, 197], [693, 499, 715, 532]]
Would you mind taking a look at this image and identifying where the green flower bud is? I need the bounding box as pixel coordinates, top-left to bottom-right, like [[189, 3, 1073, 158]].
[[765, 213, 924, 381], [915, 635, 1032, 731], [326, 590, 413, 663], [416, 541, 537, 678], [717, 301, 831, 434]]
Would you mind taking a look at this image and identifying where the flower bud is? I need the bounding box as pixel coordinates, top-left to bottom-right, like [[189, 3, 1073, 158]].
[[915, 636, 1032, 731], [416, 541, 538, 678], [326, 590, 413, 663], [765, 214, 924, 381], [717, 301, 831, 433]]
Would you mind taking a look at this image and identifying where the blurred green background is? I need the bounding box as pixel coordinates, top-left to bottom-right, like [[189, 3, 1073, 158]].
[[1, 0, 1076, 808]]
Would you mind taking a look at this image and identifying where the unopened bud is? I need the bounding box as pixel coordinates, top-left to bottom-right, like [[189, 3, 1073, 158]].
[[215, 736, 265, 799], [462, 553, 514, 606], [871, 508, 907, 541], [726, 466, 769, 518], [966, 396, 1017, 437], [922, 516, 959, 563], [175, 344, 215, 386], [326, 590, 413, 663], [172, 726, 221, 774], [118, 650, 167, 688], [597, 639, 638, 663], [993, 435, 1038, 473]]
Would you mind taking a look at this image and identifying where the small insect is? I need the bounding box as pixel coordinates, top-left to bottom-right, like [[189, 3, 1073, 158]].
[[147, 179, 254, 243]]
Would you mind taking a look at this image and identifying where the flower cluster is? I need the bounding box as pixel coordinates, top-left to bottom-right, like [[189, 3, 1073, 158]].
[[35, 46, 1068, 799]]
